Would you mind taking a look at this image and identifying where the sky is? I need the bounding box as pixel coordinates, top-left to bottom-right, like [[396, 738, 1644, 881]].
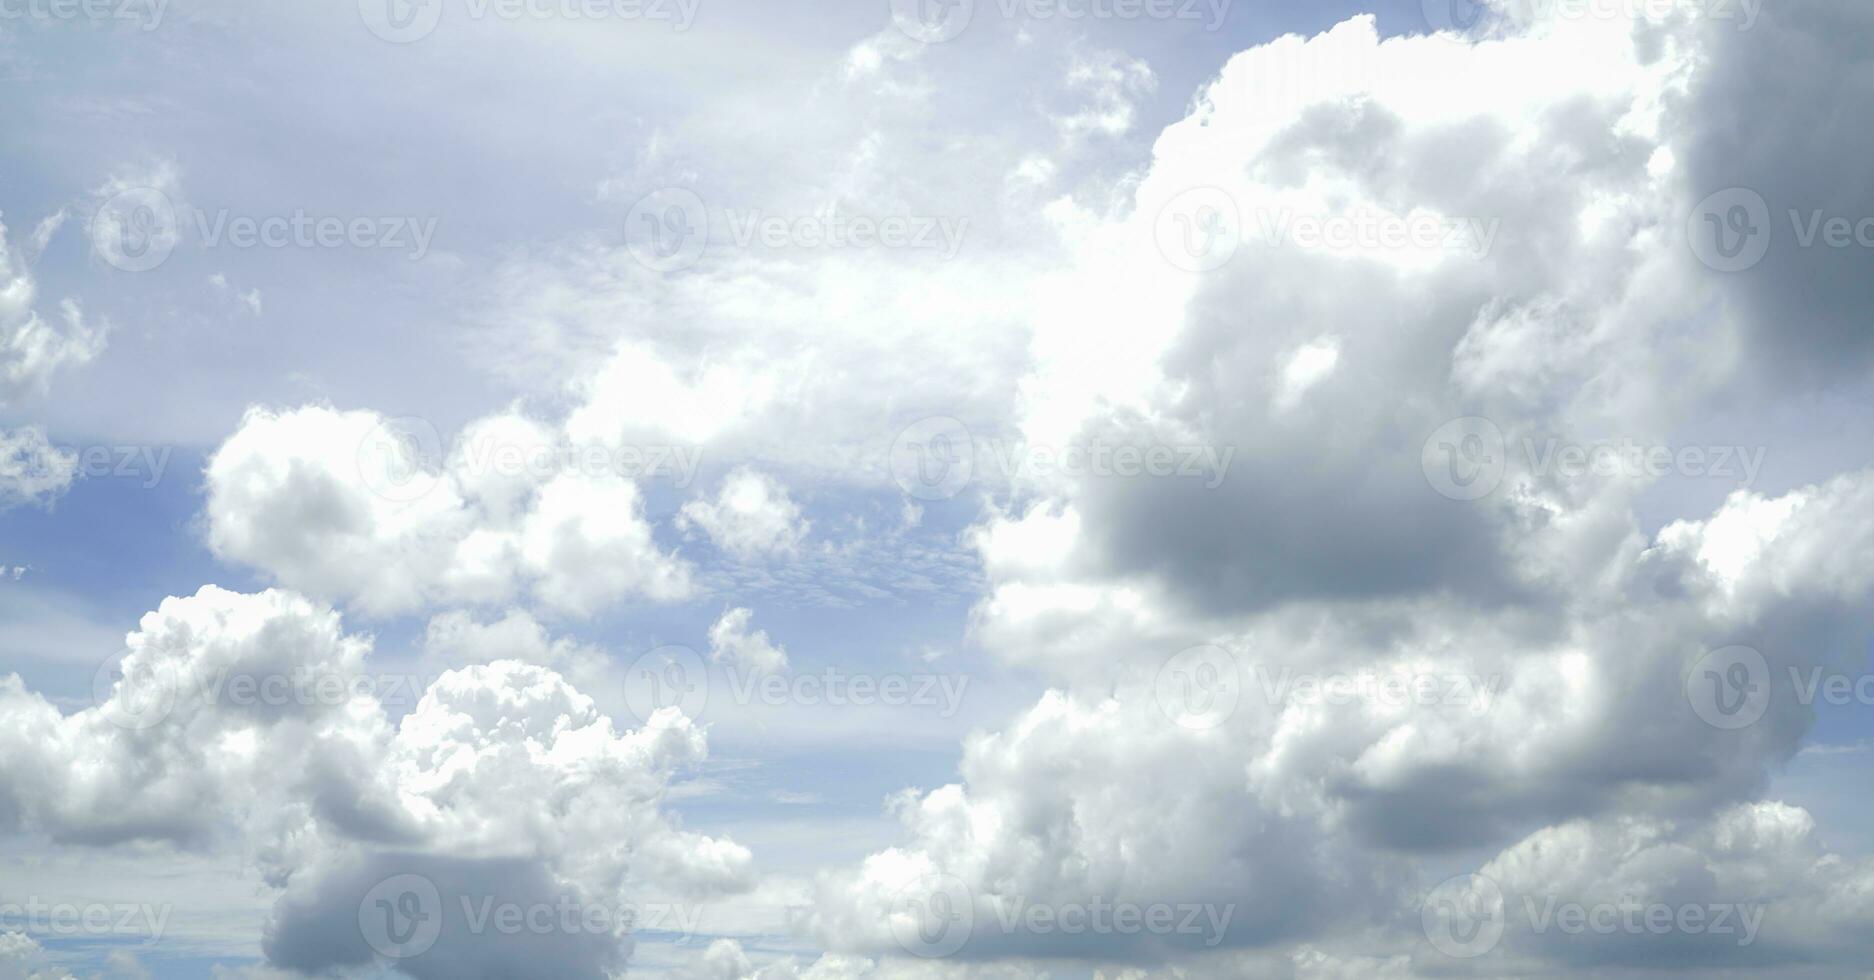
[[5, 0, 1874, 977]]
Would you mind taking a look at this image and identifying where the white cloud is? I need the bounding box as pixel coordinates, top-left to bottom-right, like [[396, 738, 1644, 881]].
[[205, 405, 693, 617], [0, 586, 751, 977], [707, 607, 789, 674], [0, 215, 104, 403], [0, 426, 77, 509], [681, 468, 810, 559]]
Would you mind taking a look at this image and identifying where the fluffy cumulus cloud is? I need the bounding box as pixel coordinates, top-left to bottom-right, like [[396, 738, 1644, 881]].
[[0, 586, 751, 977], [11, 0, 1874, 977], [205, 406, 693, 617], [780, 3, 1874, 977]]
